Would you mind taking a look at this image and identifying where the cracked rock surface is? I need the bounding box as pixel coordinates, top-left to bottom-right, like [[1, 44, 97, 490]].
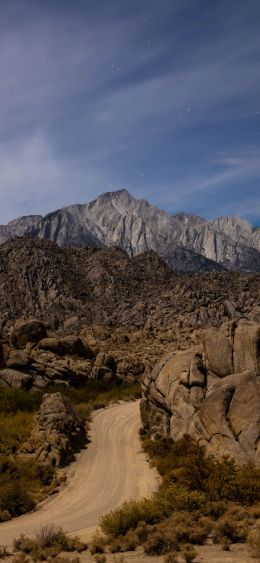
[[141, 319, 260, 465]]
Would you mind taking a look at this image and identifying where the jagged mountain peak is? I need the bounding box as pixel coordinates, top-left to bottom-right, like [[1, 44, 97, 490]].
[[0, 189, 259, 273]]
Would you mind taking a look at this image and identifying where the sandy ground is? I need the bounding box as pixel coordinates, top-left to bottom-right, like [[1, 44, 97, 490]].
[[0, 400, 159, 547]]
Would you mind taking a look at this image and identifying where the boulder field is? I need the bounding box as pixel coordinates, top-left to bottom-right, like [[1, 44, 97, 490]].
[[141, 319, 260, 466], [0, 318, 147, 389]]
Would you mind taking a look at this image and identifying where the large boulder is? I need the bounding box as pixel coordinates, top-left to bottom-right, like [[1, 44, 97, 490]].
[[38, 336, 93, 358], [141, 319, 260, 466], [12, 319, 47, 348], [21, 392, 87, 467], [0, 368, 33, 389]]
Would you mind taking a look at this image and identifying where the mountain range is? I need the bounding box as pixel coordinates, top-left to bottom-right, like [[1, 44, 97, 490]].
[[0, 189, 259, 273]]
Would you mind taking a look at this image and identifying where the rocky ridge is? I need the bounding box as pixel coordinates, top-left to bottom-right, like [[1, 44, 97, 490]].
[[0, 189, 259, 273], [0, 237, 259, 390], [141, 319, 260, 466], [0, 237, 259, 335]]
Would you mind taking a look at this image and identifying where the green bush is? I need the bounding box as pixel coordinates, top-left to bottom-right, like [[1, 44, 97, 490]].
[[156, 484, 206, 513], [142, 435, 260, 506], [100, 498, 161, 537], [0, 412, 33, 454]]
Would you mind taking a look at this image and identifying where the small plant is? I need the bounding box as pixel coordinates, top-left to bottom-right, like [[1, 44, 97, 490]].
[[221, 538, 231, 551], [143, 529, 177, 555], [14, 525, 86, 559], [164, 551, 179, 563], [213, 507, 250, 545], [180, 543, 198, 562], [90, 531, 106, 554]]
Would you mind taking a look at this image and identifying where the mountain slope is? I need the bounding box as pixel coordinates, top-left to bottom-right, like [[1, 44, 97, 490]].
[[0, 189, 259, 272]]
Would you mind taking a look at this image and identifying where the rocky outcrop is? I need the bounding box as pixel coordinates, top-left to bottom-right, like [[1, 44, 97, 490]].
[[0, 190, 259, 273], [0, 318, 151, 388], [141, 320, 260, 466], [11, 319, 47, 348], [21, 392, 87, 467]]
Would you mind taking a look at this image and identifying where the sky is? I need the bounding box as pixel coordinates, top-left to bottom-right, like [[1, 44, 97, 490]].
[[0, 0, 260, 225]]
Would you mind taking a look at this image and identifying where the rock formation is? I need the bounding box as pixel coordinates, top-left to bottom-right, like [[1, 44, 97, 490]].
[[21, 392, 87, 467], [141, 319, 260, 466], [0, 237, 258, 389], [0, 189, 259, 273], [0, 237, 259, 336]]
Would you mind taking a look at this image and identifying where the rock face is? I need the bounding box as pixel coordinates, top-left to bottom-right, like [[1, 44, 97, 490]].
[[141, 320, 260, 466], [21, 392, 87, 467], [0, 189, 259, 273]]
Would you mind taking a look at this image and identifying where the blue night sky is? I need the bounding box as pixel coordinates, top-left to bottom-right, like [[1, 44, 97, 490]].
[[0, 0, 260, 225]]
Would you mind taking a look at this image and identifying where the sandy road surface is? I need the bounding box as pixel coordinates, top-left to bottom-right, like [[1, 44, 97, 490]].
[[0, 400, 158, 547]]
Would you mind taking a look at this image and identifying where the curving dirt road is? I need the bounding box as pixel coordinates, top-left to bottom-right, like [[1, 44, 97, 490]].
[[0, 400, 159, 547]]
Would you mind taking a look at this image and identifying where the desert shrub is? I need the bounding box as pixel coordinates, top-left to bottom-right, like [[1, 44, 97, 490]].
[[0, 509, 11, 522], [140, 511, 209, 555], [0, 412, 33, 454], [171, 512, 209, 545], [108, 530, 138, 553], [203, 500, 227, 519], [180, 544, 198, 562], [142, 435, 260, 506], [0, 385, 42, 414], [0, 482, 34, 517], [228, 464, 260, 505], [90, 531, 106, 554], [0, 455, 55, 518], [143, 529, 177, 555], [213, 510, 250, 544], [247, 521, 260, 559], [164, 552, 178, 563], [100, 498, 161, 537], [14, 525, 86, 559], [135, 521, 154, 542], [156, 484, 206, 513]]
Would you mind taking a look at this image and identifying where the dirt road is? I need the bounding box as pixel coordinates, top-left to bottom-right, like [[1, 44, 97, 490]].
[[0, 400, 158, 547]]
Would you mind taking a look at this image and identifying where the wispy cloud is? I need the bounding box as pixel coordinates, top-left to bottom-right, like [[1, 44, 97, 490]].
[[0, 0, 259, 223]]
